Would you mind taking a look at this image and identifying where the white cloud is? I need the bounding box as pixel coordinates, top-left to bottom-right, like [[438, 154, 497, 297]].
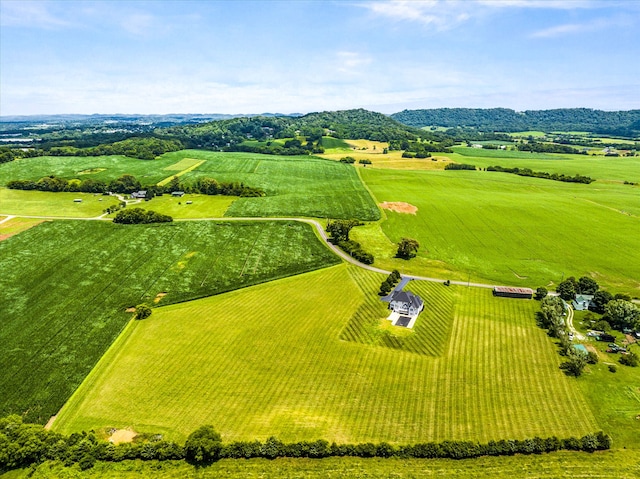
[[358, 0, 472, 30], [530, 15, 633, 37], [336, 51, 373, 74], [477, 0, 598, 9], [0, 1, 71, 28]]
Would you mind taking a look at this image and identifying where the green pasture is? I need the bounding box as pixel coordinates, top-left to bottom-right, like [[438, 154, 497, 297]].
[[0, 155, 178, 186], [0, 188, 111, 217], [358, 168, 640, 294], [4, 451, 640, 478], [159, 150, 380, 220], [54, 264, 597, 444], [0, 220, 338, 423], [140, 194, 236, 218], [319, 136, 351, 152], [451, 147, 640, 182]]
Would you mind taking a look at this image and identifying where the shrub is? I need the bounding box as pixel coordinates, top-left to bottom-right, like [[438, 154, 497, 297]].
[[534, 287, 548, 300], [619, 351, 639, 367], [608, 364, 617, 373], [135, 304, 152, 320], [113, 208, 173, 224], [184, 425, 222, 464]]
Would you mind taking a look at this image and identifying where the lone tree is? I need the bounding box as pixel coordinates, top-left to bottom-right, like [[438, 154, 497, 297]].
[[534, 287, 548, 300], [325, 219, 360, 243], [605, 299, 640, 330], [560, 350, 587, 377], [577, 276, 599, 295], [396, 237, 419, 259], [556, 277, 577, 301], [184, 425, 223, 464], [135, 303, 152, 320]]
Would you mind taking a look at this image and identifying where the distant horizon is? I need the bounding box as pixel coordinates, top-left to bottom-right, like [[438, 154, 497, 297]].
[[2, 105, 640, 120], [2, 1, 639, 116]]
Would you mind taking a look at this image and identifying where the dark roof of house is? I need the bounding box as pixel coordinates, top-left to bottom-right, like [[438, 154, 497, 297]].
[[390, 290, 423, 308]]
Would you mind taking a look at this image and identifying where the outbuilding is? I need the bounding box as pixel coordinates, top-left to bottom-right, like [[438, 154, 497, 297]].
[[493, 286, 534, 299]]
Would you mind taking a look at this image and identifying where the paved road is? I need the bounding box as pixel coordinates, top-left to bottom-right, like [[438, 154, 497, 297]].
[[0, 212, 509, 290]]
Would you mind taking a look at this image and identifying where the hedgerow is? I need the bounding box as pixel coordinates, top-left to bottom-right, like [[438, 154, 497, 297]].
[[0, 415, 612, 472]]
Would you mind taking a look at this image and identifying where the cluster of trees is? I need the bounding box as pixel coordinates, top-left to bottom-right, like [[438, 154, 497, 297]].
[[516, 141, 585, 155], [0, 415, 611, 472], [391, 107, 640, 135], [340, 156, 356, 163], [46, 137, 183, 160], [444, 163, 476, 171], [556, 276, 638, 330], [486, 166, 594, 184], [113, 208, 173, 224], [325, 219, 374, 265], [379, 270, 401, 296], [7, 176, 110, 193], [396, 238, 420, 259], [0, 146, 44, 164], [235, 137, 324, 156], [389, 139, 454, 157]]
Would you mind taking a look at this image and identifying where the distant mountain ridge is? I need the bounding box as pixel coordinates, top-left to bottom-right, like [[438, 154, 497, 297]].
[[390, 108, 640, 136]]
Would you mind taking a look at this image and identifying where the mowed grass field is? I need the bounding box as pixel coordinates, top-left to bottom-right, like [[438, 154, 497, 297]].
[[4, 451, 640, 479], [358, 168, 640, 294], [0, 220, 339, 423], [0, 188, 113, 217], [54, 264, 597, 444], [160, 150, 380, 220], [0, 216, 43, 240]]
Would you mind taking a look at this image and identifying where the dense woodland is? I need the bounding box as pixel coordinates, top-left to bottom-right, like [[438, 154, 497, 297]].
[[391, 108, 640, 135]]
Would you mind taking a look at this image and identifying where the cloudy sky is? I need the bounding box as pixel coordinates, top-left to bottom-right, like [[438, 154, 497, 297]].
[[1, 0, 639, 115]]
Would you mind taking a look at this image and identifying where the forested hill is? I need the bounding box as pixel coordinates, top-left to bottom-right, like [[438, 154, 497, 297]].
[[391, 108, 640, 135], [158, 109, 434, 150]]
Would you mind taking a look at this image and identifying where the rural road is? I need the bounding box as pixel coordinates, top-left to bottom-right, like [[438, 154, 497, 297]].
[[1, 212, 509, 291]]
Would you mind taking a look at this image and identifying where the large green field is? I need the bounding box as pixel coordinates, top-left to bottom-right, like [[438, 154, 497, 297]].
[[4, 451, 640, 479], [0, 188, 112, 217], [0, 155, 179, 186], [0, 220, 339, 423], [451, 147, 640, 183], [0, 150, 381, 220], [54, 264, 597, 444], [357, 168, 640, 294], [160, 150, 380, 220]]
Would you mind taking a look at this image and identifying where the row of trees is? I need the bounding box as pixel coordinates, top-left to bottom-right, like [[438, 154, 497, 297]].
[[46, 137, 183, 160], [444, 163, 476, 171], [325, 219, 374, 265], [7, 174, 265, 198], [379, 270, 401, 296], [113, 208, 173, 224], [516, 141, 585, 155], [486, 166, 593, 184], [0, 415, 611, 472]]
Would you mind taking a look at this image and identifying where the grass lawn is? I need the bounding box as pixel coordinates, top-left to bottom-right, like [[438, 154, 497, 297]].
[[135, 194, 236, 218], [0, 188, 113, 217], [54, 264, 597, 444], [0, 155, 179, 186], [4, 451, 640, 478], [358, 168, 640, 295], [0, 216, 44, 240], [0, 220, 339, 424], [156, 150, 379, 220]]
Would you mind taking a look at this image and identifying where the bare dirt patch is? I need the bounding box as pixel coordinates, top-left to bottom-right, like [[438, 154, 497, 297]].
[[108, 428, 137, 444], [379, 202, 418, 214], [154, 292, 167, 304], [44, 415, 56, 430], [125, 307, 136, 313]]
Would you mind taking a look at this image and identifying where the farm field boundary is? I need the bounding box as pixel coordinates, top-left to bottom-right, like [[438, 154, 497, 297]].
[[53, 264, 597, 444], [0, 220, 339, 424]]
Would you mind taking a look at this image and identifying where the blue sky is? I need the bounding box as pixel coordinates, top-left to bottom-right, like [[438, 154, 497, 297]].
[[1, 0, 639, 115]]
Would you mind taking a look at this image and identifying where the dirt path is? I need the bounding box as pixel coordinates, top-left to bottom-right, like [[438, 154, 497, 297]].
[[565, 304, 586, 340], [0, 215, 15, 225]]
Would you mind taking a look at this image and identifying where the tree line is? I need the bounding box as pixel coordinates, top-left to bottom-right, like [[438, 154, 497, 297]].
[[325, 219, 374, 265], [7, 174, 265, 198], [0, 415, 611, 472], [486, 166, 594, 184]]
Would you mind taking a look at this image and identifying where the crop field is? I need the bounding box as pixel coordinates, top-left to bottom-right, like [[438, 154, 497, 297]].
[[0, 188, 113, 217], [53, 264, 596, 444], [159, 150, 380, 220], [0, 220, 338, 423], [358, 168, 640, 294], [451, 147, 640, 182], [0, 155, 179, 186], [4, 451, 640, 479]]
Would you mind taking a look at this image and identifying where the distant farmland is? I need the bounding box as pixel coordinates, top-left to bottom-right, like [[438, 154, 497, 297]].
[[359, 168, 640, 294], [0, 220, 339, 423], [54, 265, 597, 444]]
